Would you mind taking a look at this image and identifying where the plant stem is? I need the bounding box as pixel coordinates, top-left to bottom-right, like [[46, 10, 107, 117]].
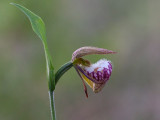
[[55, 61, 73, 85], [49, 91, 56, 120]]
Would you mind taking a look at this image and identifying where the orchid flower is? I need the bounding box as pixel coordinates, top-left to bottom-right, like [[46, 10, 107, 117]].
[[72, 46, 116, 97]]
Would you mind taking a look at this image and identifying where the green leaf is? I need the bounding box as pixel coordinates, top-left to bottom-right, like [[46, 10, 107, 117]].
[[10, 3, 46, 42], [11, 3, 55, 91]]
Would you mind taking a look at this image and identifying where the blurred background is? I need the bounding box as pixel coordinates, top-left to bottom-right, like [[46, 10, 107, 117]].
[[0, 0, 160, 120]]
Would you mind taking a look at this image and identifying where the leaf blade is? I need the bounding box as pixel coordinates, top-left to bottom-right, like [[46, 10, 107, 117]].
[[10, 3, 46, 41], [11, 3, 55, 91]]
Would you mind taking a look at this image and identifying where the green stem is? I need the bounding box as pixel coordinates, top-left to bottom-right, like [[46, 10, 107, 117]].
[[55, 61, 73, 85], [48, 61, 73, 120], [49, 91, 56, 120]]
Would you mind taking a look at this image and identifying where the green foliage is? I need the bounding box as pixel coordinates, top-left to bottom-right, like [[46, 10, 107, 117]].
[[10, 3, 74, 120], [10, 3, 55, 91]]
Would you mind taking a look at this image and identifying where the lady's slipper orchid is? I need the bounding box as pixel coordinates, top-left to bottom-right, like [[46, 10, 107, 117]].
[[72, 47, 116, 97]]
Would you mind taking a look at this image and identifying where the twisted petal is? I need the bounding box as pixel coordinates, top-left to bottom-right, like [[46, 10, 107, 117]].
[[72, 46, 116, 61], [74, 66, 89, 98]]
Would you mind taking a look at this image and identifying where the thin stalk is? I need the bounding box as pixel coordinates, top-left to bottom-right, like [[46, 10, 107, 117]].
[[49, 91, 56, 120], [55, 61, 73, 85]]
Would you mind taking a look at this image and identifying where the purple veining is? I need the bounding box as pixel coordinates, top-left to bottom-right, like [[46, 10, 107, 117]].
[[76, 61, 112, 84]]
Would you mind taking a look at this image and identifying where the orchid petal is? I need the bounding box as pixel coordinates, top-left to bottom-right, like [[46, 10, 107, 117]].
[[74, 66, 88, 98], [76, 65, 103, 84], [72, 46, 116, 61], [93, 83, 106, 93]]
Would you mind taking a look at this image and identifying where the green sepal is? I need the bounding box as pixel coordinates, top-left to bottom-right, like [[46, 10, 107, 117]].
[[73, 58, 90, 67]]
